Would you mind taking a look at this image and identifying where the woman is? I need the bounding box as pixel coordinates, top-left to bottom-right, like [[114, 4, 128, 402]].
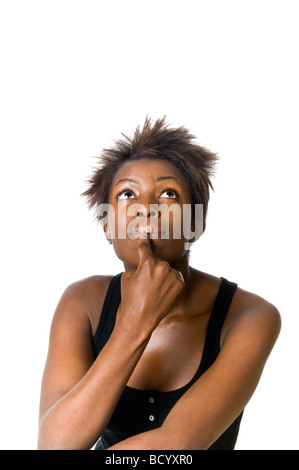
[[38, 117, 281, 450]]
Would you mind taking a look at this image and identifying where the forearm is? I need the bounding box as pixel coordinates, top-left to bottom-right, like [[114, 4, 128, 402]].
[[107, 425, 180, 451], [107, 427, 178, 450], [38, 326, 150, 450]]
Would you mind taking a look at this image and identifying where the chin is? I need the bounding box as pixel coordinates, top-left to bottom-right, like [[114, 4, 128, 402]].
[[113, 239, 188, 267]]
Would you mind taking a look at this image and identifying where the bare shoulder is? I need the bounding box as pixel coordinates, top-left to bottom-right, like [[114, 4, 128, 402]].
[[58, 274, 115, 335], [192, 269, 281, 347], [222, 281, 282, 350], [228, 282, 281, 324], [194, 270, 282, 381], [39, 274, 115, 421]]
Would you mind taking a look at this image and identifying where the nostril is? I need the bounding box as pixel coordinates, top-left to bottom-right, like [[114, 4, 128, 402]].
[[135, 209, 158, 218]]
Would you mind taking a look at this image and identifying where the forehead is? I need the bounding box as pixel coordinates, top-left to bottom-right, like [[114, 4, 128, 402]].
[[111, 158, 188, 186]]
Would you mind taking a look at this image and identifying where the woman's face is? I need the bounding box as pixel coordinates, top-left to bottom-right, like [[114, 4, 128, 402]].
[[106, 158, 194, 268]]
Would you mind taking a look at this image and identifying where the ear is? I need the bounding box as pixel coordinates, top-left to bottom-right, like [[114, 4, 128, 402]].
[[103, 222, 113, 244]]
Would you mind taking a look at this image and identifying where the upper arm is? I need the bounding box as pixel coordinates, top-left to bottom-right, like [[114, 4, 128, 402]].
[[162, 301, 281, 450], [39, 280, 97, 422]]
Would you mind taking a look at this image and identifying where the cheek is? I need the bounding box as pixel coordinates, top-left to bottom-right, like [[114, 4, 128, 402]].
[[160, 209, 186, 239], [110, 239, 129, 262]]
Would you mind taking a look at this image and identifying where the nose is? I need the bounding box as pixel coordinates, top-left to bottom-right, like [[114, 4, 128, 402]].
[[135, 205, 159, 235], [135, 204, 159, 220]]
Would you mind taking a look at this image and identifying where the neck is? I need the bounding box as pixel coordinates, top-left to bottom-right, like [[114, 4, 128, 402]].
[[168, 254, 194, 305]]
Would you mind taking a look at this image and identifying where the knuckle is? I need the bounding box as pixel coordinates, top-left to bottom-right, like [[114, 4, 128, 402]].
[[159, 260, 171, 271]]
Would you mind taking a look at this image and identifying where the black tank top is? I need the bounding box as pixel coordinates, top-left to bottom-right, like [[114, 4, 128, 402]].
[[93, 272, 243, 450]]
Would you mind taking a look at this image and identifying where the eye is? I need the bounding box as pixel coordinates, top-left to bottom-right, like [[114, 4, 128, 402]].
[[117, 189, 135, 200], [160, 188, 179, 199]]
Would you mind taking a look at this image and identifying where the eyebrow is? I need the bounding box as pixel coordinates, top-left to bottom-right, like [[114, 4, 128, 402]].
[[114, 176, 183, 187]]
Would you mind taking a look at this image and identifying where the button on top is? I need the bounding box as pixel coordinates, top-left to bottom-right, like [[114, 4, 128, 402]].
[[149, 397, 154, 404]]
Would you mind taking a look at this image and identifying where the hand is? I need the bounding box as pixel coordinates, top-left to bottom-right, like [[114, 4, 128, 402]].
[[118, 227, 185, 337]]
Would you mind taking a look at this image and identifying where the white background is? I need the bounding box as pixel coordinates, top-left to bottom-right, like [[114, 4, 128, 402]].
[[0, 0, 298, 450]]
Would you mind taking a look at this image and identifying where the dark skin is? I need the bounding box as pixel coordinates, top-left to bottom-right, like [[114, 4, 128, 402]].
[[38, 159, 281, 450], [103, 159, 219, 391]]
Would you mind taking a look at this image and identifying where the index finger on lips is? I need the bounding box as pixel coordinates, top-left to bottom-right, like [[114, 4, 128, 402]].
[[138, 227, 154, 264]]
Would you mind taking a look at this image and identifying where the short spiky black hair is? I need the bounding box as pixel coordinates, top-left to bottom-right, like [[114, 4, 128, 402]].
[[81, 116, 218, 229]]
